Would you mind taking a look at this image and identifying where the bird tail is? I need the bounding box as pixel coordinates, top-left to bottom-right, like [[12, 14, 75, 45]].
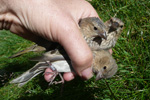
[[9, 45, 46, 58], [10, 62, 48, 87]]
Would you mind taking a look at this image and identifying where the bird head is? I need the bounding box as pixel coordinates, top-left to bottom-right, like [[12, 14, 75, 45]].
[[79, 17, 107, 40], [106, 17, 124, 35], [92, 51, 118, 80]]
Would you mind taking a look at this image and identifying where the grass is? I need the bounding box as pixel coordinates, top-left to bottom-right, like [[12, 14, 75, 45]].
[[0, 0, 150, 99]]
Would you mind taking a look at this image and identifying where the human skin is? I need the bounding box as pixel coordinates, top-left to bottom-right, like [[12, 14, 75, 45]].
[[0, 0, 101, 81]]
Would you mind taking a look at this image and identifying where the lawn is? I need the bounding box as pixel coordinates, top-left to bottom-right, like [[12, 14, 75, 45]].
[[0, 0, 150, 100]]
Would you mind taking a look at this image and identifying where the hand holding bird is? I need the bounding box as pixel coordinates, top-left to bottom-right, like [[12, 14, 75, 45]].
[[9, 17, 124, 58], [10, 17, 124, 87], [10, 49, 117, 87], [9, 17, 107, 58]]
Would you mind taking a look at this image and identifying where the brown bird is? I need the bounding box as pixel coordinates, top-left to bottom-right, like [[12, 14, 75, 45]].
[[9, 17, 107, 58], [9, 17, 124, 58], [97, 17, 124, 50], [88, 17, 124, 50], [10, 49, 118, 87]]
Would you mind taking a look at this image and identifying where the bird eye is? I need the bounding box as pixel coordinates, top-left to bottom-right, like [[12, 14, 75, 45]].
[[94, 26, 98, 30], [120, 25, 123, 28], [103, 66, 107, 69]]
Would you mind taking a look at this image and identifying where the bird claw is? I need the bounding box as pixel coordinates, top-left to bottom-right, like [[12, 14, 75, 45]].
[[47, 71, 64, 86], [52, 73, 64, 85], [44, 61, 64, 86], [51, 80, 64, 85]]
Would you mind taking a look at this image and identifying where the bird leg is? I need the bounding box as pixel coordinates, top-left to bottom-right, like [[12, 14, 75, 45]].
[[50, 73, 64, 85], [44, 61, 64, 85]]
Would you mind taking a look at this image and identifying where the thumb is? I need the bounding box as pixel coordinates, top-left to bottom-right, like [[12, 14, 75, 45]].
[[57, 20, 93, 80]]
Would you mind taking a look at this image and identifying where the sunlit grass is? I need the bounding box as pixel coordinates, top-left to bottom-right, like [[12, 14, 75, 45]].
[[0, 0, 150, 99]]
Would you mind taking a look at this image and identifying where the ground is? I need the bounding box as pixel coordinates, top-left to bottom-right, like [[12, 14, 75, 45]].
[[0, 0, 150, 100]]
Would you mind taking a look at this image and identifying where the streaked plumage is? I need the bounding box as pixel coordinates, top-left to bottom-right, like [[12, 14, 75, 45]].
[[87, 17, 124, 50], [9, 17, 107, 58], [9, 17, 124, 58], [9, 45, 46, 58], [9, 17, 124, 87], [10, 50, 118, 87]]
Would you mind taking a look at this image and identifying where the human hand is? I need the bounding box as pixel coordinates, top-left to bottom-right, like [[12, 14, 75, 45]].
[[0, 0, 99, 81], [10, 49, 117, 87]]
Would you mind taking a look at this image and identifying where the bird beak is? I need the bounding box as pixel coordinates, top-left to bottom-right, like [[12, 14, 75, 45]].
[[99, 32, 107, 40], [95, 72, 103, 81]]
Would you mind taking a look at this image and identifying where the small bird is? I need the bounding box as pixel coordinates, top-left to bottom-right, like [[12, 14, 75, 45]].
[[95, 17, 124, 50], [88, 17, 124, 50], [10, 49, 118, 87], [9, 17, 124, 58], [9, 17, 107, 58]]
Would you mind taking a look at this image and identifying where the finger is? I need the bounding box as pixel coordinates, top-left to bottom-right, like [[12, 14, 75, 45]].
[[44, 68, 53, 82], [63, 72, 75, 81], [44, 68, 75, 82], [56, 20, 93, 80], [109, 49, 113, 54]]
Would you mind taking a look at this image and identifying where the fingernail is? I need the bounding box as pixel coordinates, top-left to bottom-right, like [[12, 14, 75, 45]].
[[67, 73, 75, 81], [109, 49, 113, 54], [81, 67, 93, 80]]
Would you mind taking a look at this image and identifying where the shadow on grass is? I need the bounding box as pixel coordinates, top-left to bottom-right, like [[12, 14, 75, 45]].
[[0, 58, 112, 100], [0, 58, 36, 87], [15, 77, 110, 100]]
